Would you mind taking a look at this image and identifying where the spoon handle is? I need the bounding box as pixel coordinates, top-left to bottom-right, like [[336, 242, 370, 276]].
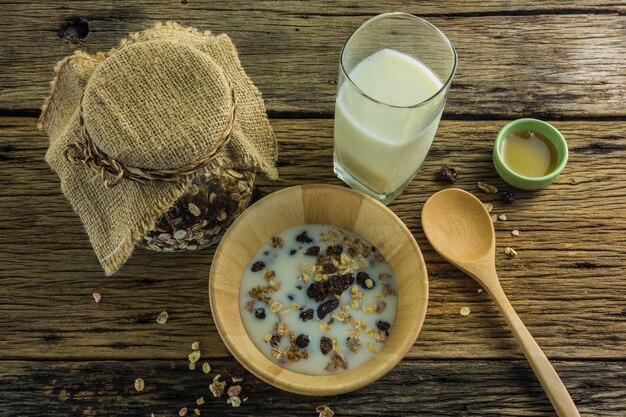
[[489, 284, 580, 417]]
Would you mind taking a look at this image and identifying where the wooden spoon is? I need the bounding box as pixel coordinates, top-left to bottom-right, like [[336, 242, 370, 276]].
[[421, 188, 579, 417]]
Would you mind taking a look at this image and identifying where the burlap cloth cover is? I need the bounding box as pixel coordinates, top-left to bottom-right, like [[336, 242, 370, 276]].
[[39, 22, 278, 275]]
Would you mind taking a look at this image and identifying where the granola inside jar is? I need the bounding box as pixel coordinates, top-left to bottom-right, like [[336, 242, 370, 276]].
[[137, 167, 255, 251]]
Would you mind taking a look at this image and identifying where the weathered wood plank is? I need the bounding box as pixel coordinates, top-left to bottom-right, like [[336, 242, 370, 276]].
[[2, 0, 622, 16], [0, 359, 623, 417], [0, 116, 624, 361], [0, 4, 624, 116]]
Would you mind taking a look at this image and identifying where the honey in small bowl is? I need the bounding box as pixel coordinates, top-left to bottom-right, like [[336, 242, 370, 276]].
[[501, 130, 558, 178], [493, 118, 568, 190]]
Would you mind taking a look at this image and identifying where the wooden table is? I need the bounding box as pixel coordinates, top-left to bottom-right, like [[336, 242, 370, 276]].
[[1, 2, 625, 416]]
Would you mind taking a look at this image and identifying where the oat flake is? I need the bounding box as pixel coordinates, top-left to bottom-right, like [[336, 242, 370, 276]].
[[178, 407, 188, 417], [188, 203, 201, 217], [227, 385, 242, 397], [209, 375, 226, 398], [134, 377, 145, 392], [227, 396, 242, 407], [511, 229, 520, 236], [478, 182, 498, 194], [188, 350, 201, 363], [498, 214, 508, 221], [460, 307, 471, 316], [92, 292, 102, 303], [196, 397, 205, 406], [504, 247, 518, 256], [156, 311, 169, 325], [202, 362, 211, 374], [191, 341, 200, 350], [316, 405, 335, 417]]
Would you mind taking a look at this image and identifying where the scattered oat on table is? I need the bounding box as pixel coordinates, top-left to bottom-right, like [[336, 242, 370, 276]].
[[483, 203, 493, 213], [477, 289, 484, 294], [227, 385, 242, 398], [191, 341, 200, 350], [134, 378, 145, 392], [194, 408, 201, 416], [227, 396, 242, 407], [202, 362, 211, 374], [498, 214, 508, 221], [156, 311, 169, 324], [188, 350, 201, 363], [459, 307, 471, 316], [178, 407, 188, 416], [209, 375, 226, 398], [504, 247, 518, 256], [477, 182, 498, 194], [511, 229, 520, 236], [92, 292, 102, 303], [316, 405, 335, 417], [196, 397, 205, 406]]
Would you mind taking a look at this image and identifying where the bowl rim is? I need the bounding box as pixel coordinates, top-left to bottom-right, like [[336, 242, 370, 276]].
[[209, 184, 428, 395], [493, 118, 568, 185]]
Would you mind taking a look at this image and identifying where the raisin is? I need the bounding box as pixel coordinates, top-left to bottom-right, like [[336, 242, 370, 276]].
[[320, 336, 332, 355], [289, 249, 297, 255], [295, 231, 313, 243], [326, 275, 344, 295], [326, 245, 343, 257], [299, 308, 314, 321], [322, 262, 338, 274], [307, 281, 328, 302], [254, 308, 266, 319], [327, 274, 353, 295], [376, 320, 391, 331], [502, 191, 516, 204], [317, 298, 339, 320], [251, 261, 265, 272], [295, 334, 310, 348], [436, 165, 458, 183], [269, 335, 281, 346], [356, 272, 372, 288], [339, 273, 355, 288], [305, 246, 320, 256]]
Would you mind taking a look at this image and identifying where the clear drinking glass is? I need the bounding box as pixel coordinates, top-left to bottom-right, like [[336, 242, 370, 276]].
[[333, 12, 457, 204]]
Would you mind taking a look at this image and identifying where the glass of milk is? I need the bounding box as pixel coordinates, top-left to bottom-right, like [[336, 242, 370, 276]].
[[334, 13, 457, 204]]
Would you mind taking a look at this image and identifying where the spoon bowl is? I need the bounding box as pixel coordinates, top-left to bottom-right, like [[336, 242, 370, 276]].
[[421, 188, 579, 417], [422, 188, 494, 263]]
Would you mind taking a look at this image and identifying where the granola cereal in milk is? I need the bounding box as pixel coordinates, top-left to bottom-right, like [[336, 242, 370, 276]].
[[239, 224, 398, 375]]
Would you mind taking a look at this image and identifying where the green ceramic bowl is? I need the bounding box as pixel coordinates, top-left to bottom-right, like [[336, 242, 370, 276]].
[[493, 118, 568, 190]]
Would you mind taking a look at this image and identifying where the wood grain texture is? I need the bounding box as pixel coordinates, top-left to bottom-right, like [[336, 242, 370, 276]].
[[0, 117, 624, 363], [0, 2, 624, 116], [423, 188, 580, 416], [0, 359, 624, 417]]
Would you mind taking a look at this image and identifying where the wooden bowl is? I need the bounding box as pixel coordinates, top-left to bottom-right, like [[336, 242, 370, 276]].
[[209, 184, 428, 395]]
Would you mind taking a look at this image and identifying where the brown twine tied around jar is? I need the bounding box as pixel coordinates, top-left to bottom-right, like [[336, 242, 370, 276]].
[[64, 84, 237, 188]]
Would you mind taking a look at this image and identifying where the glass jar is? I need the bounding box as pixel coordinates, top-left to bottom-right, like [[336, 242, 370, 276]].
[[137, 167, 255, 251]]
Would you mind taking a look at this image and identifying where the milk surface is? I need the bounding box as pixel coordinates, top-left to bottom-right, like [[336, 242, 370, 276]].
[[335, 48, 444, 194], [239, 224, 398, 375]]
